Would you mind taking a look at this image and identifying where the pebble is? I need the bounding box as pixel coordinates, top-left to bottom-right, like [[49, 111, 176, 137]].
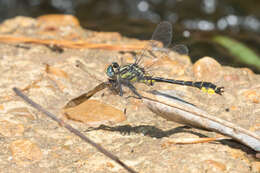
[[193, 56, 222, 81], [10, 139, 43, 165]]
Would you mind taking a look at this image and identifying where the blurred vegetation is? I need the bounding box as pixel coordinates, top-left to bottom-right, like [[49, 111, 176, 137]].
[[0, 0, 259, 73], [213, 36, 260, 71]]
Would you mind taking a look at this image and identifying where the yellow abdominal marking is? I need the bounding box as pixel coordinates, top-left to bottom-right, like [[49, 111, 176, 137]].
[[201, 87, 215, 94]]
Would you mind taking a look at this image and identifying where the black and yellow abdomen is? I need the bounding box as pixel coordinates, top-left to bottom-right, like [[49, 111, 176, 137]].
[[106, 62, 224, 96]]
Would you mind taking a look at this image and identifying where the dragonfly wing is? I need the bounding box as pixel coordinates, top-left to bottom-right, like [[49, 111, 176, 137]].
[[135, 21, 173, 65], [151, 22, 189, 55], [151, 21, 172, 48], [171, 44, 189, 55], [64, 82, 110, 108]]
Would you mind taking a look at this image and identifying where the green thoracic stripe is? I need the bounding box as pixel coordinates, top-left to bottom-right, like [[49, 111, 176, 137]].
[[110, 61, 224, 96]]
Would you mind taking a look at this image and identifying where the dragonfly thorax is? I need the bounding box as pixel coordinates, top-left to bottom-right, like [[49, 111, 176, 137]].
[[120, 64, 145, 81], [106, 62, 154, 85]]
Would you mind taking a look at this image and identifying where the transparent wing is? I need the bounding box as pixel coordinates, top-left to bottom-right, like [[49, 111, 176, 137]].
[[151, 21, 172, 48], [135, 21, 189, 67], [150, 44, 189, 55], [151, 21, 188, 55], [135, 21, 173, 65], [171, 44, 189, 55]]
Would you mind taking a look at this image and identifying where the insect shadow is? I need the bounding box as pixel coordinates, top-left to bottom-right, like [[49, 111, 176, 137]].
[[86, 124, 209, 138], [85, 124, 259, 156]]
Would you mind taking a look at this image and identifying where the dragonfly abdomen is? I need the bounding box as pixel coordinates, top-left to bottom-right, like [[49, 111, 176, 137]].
[[140, 76, 156, 86], [151, 77, 224, 95]]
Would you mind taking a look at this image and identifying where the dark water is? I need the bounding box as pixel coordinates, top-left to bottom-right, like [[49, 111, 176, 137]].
[[0, 0, 259, 72]]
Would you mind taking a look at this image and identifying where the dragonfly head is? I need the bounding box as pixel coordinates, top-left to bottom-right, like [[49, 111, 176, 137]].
[[106, 62, 119, 78]]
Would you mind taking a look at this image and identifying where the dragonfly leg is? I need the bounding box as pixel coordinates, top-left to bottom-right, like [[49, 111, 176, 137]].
[[122, 80, 142, 99], [117, 76, 124, 96]]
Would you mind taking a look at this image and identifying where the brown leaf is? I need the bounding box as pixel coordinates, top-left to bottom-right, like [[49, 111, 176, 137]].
[[141, 90, 260, 152], [63, 100, 126, 126]]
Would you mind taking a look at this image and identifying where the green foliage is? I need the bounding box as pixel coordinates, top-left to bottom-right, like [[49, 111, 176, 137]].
[[213, 35, 260, 70]]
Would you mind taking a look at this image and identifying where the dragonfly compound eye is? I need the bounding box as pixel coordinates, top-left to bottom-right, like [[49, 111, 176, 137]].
[[106, 65, 115, 78], [112, 62, 120, 69]]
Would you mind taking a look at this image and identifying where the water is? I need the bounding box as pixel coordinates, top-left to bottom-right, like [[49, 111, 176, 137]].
[[0, 0, 259, 72]]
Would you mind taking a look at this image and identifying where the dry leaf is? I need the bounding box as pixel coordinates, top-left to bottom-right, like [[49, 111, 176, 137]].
[[63, 100, 126, 126], [141, 90, 260, 152]]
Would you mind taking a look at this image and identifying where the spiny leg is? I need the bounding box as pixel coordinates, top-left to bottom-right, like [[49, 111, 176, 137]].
[[117, 75, 124, 96], [121, 79, 142, 99]]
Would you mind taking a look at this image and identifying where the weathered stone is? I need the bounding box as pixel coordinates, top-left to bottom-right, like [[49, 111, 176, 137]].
[[0, 120, 24, 137], [193, 56, 222, 81], [10, 139, 43, 165]]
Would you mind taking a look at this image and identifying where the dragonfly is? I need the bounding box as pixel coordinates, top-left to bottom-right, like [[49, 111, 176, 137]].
[[64, 21, 224, 108]]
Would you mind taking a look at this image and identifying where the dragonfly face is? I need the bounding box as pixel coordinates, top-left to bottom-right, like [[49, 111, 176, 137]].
[[106, 62, 120, 79]]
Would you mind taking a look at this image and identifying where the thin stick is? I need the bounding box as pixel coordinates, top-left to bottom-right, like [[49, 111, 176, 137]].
[[13, 87, 137, 173]]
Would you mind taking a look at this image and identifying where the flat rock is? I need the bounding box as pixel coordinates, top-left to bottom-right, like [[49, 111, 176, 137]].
[[0, 15, 259, 173]]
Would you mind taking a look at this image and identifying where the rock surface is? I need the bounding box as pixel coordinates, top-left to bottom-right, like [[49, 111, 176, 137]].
[[0, 15, 259, 173]]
